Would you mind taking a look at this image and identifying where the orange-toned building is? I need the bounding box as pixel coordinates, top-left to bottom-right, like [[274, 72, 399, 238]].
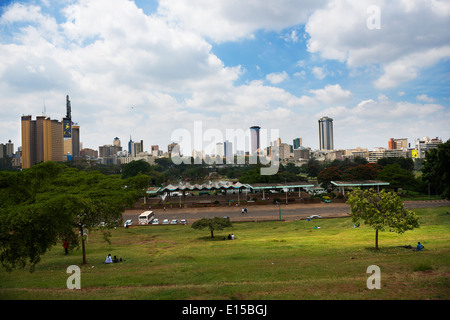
[[21, 115, 64, 169]]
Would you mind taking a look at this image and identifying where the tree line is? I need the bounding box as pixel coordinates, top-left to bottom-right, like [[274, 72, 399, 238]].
[[0, 161, 149, 271]]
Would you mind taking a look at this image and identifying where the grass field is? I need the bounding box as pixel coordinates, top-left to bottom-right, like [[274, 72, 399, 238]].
[[1, 206, 449, 300]]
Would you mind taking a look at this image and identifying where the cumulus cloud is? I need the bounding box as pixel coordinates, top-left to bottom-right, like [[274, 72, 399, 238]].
[[157, 0, 327, 42], [266, 71, 289, 84], [0, 0, 447, 152], [305, 0, 450, 88], [312, 66, 327, 80]]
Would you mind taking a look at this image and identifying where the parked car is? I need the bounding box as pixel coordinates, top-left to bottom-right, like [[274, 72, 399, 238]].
[[162, 219, 169, 224], [124, 219, 132, 227], [170, 219, 178, 224], [180, 219, 187, 225], [307, 215, 322, 219], [152, 219, 159, 224]]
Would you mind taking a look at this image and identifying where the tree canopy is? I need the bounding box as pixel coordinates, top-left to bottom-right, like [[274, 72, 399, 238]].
[[317, 163, 381, 188], [191, 217, 232, 238], [421, 139, 450, 199], [0, 162, 149, 271], [377, 163, 415, 192], [346, 188, 420, 250]]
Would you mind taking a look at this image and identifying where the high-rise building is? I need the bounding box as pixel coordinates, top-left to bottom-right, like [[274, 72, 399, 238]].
[[318, 116, 334, 150], [293, 138, 302, 149], [128, 136, 133, 155], [388, 138, 407, 150], [99, 144, 122, 158], [151, 145, 159, 157], [224, 140, 233, 162], [415, 137, 442, 158], [215, 142, 224, 157], [21, 115, 63, 168], [113, 137, 121, 147], [279, 143, 293, 160], [61, 95, 80, 160], [168, 142, 179, 157], [130, 140, 143, 157], [71, 125, 80, 157], [250, 126, 261, 155], [0, 140, 14, 158]]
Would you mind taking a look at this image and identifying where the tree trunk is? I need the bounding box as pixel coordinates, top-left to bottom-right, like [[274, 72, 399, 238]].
[[210, 229, 214, 238], [80, 226, 87, 264], [375, 229, 379, 250]]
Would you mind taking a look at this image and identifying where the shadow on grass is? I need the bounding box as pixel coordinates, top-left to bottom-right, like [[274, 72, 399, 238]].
[[196, 235, 237, 242], [363, 245, 424, 254]]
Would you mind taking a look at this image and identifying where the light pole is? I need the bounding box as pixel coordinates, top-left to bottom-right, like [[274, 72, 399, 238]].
[[277, 201, 281, 220]]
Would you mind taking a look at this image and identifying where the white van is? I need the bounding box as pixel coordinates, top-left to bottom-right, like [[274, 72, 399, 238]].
[[138, 211, 154, 225]]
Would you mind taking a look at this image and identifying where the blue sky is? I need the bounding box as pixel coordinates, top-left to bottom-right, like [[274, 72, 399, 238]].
[[0, 0, 449, 154]]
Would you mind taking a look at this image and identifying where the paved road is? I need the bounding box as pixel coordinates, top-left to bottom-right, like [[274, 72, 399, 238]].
[[123, 200, 450, 225]]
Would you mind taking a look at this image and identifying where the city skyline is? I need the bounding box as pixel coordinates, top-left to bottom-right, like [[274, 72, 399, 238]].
[[0, 1, 449, 152]]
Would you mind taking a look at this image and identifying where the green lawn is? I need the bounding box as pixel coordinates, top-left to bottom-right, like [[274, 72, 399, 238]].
[[1, 206, 449, 300]]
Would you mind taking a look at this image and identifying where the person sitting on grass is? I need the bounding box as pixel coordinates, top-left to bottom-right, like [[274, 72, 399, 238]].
[[104, 254, 113, 264], [414, 242, 424, 251]]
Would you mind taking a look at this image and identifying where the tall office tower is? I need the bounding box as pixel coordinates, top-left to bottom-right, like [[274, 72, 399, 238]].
[[224, 140, 233, 162], [168, 142, 179, 157], [62, 95, 80, 160], [128, 136, 133, 155], [71, 125, 80, 157], [113, 137, 121, 147], [250, 126, 261, 155], [318, 116, 334, 150], [151, 145, 159, 157], [21, 115, 63, 168], [0, 140, 14, 158], [130, 140, 143, 157], [215, 142, 224, 157], [293, 138, 302, 149]]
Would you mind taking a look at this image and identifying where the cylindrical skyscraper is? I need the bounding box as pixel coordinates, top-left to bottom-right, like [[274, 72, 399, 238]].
[[318, 116, 334, 150], [250, 126, 261, 155]]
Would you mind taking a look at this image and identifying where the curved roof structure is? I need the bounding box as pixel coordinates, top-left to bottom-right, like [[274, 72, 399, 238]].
[[148, 181, 315, 194]]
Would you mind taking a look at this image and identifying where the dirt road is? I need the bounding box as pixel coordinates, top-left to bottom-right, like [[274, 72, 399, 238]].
[[123, 200, 450, 225]]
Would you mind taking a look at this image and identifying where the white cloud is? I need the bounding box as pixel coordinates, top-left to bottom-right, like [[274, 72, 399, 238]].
[[416, 94, 435, 103], [306, 84, 352, 105], [266, 71, 289, 84], [312, 66, 327, 79], [157, 0, 327, 42], [305, 0, 450, 88], [0, 0, 244, 149], [0, 0, 448, 152], [373, 46, 450, 89]]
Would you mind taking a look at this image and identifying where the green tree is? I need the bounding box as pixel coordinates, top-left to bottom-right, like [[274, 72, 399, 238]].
[[191, 217, 232, 238], [377, 163, 415, 192], [421, 139, 450, 199], [344, 163, 381, 181], [347, 188, 420, 250], [122, 159, 153, 178], [377, 157, 414, 172], [302, 159, 322, 178], [0, 162, 147, 271]]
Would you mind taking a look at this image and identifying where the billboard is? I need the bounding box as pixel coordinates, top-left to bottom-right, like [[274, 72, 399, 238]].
[[63, 118, 72, 138], [411, 149, 419, 158]]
